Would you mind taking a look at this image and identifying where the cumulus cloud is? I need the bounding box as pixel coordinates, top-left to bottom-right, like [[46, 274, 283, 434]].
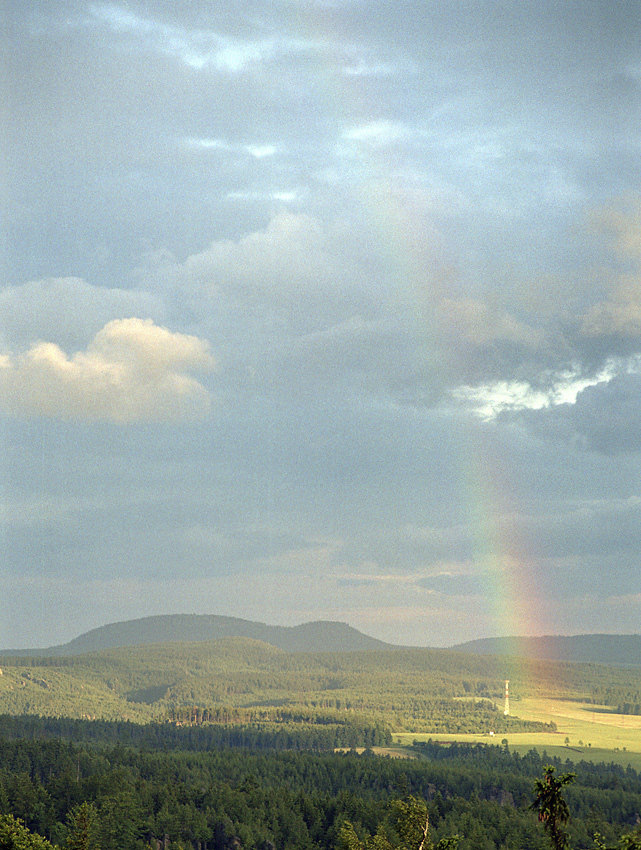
[[444, 201, 641, 421], [139, 212, 386, 348], [135, 201, 641, 429], [0, 318, 216, 423], [162, 212, 351, 298], [0, 277, 162, 351]]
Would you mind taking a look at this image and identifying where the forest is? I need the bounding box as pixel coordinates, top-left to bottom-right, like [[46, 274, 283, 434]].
[[3, 638, 641, 726], [1, 718, 641, 850], [3, 638, 641, 849]]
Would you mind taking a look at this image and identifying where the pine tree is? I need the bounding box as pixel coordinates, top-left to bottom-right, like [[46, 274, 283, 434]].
[[530, 766, 576, 850], [65, 803, 98, 850]]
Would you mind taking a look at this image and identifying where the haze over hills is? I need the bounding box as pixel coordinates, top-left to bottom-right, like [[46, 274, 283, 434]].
[[0, 614, 395, 657], [452, 634, 641, 668], [3, 614, 640, 669]]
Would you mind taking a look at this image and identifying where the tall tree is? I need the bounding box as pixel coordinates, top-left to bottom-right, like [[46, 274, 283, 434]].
[[531, 766, 576, 850], [64, 804, 98, 850]]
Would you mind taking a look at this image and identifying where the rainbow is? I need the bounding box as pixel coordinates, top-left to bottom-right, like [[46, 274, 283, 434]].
[[290, 10, 560, 672]]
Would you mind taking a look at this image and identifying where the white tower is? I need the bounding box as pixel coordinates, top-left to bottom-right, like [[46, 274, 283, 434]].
[[504, 679, 510, 716]]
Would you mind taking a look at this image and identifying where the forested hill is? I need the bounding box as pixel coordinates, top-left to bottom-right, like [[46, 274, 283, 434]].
[[1, 614, 394, 656], [6, 616, 640, 665], [451, 633, 641, 667]]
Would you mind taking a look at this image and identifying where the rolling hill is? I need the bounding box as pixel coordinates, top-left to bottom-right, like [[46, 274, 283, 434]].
[[1, 614, 394, 656], [451, 633, 641, 668], [2, 628, 641, 727], [0, 634, 548, 725], [5, 615, 640, 668]]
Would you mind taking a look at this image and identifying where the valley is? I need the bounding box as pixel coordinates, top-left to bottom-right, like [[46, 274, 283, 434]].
[[2, 617, 641, 768]]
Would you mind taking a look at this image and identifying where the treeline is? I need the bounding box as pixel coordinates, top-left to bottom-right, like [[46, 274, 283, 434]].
[[0, 714, 391, 752], [618, 704, 641, 716], [165, 700, 551, 736], [0, 699, 549, 751], [582, 684, 641, 713], [2, 723, 641, 850]]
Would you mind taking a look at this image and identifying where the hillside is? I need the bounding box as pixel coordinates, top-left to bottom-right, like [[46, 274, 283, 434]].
[[0, 638, 503, 722], [452, 633, 641, 668], [1, 614, 394, 656], [2, 634, 641, 728]]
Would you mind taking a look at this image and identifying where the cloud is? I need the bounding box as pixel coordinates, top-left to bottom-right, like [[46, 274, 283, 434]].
[[342, 120, 409, 147], [450, 362, 619, 420], [527, 368, 641, 453], [0, 318, 216, 423], [89, 3, 277, 72], [156, 212, 335, 292], [141, 212, 373, 329], [184, 138, 278, 158], [581, 298, 641, 339], [577, 200, 641, 346], [593, 198, 641, 261], [416, 572, 484, 597], [438, 297, 542, 350], [0, 277, 163, 351], [441, 201, 641, 420]]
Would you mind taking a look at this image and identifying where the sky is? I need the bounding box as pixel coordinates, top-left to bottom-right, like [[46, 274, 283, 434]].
[[2, 0, 641, 650]]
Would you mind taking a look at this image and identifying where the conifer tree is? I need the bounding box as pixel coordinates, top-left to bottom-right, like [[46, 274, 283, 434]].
[[65, 804, 98, 850], [531, 766, 576, 850]]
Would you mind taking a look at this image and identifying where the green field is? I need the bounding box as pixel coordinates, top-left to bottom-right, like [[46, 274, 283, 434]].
[[393, 694, 641, 770]]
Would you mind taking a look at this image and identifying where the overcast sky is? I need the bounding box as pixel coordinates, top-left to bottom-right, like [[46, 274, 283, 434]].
[[3, 0, 641, 650]]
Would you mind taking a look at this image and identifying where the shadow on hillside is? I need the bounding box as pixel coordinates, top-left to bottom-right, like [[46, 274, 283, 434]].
[[125, 685, 171, 704], [580, 706, 619, 715]]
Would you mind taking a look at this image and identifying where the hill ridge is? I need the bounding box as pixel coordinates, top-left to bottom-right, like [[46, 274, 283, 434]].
[[1, 613, 394, 657], [451, 633, 641, 667]]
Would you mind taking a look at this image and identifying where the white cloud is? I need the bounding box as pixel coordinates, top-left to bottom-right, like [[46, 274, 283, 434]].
[[146, 211, 358, 308], [245, 144, 277, 159], [184, 137, 230, 151], [270, 191, 299, 201], [183, 138, 277, 158], [451, 361, 625, 420], [0, 318, 216, 423]]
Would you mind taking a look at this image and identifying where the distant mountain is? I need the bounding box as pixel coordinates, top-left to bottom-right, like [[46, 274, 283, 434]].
[[2, 614, 394, 656], [451, 634, 641, 668]]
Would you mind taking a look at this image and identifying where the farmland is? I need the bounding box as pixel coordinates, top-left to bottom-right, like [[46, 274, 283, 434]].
[[394, 694, 641, 771]]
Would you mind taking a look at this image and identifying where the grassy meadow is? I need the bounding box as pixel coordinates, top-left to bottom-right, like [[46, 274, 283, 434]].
[[393, 694, 641, 770]]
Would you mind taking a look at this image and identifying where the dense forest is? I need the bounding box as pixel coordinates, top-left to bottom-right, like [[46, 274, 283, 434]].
[[1, 718, 641, 850]]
